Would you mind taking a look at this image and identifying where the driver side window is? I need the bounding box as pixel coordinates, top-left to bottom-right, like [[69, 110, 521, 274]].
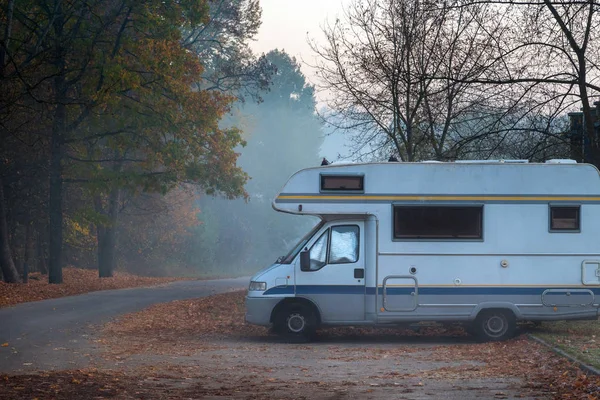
[[307, 225, 360, 271], [330, 225, 359, 264]]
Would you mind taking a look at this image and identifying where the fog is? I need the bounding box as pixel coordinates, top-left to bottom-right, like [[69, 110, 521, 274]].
[[182, 50, 325, 277]]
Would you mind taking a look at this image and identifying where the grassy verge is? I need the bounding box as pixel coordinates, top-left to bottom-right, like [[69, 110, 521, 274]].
[[531, 320, 600, 369]]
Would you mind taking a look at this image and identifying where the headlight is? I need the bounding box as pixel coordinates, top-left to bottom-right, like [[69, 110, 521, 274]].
[[249, 281, 267, 291]]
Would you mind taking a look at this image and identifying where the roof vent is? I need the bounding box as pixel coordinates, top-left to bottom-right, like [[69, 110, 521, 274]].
[[545, 159, 577, 164]]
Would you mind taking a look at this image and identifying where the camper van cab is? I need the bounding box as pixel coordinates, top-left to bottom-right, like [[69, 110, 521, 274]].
[[245, 160, 600, 341]]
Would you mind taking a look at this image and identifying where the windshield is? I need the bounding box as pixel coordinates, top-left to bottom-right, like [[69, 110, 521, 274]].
[[280, 220, 325, 264]]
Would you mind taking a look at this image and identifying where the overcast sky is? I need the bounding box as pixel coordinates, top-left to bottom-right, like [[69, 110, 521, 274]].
[[249, 0, 353, 161], [249, 0, 350, 89]]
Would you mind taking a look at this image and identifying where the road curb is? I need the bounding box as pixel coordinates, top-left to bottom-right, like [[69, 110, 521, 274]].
[[528, 333, 600, 376]]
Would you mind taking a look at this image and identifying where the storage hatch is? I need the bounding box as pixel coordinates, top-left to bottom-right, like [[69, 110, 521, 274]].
[[542, 289, 594, 307]]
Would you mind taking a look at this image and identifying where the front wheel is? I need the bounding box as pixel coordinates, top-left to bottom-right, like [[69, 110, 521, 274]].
[[474, 310, 516, 342], [275, 304, 317, 342]]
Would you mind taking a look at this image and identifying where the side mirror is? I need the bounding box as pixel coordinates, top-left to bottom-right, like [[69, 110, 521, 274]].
[[300, 250, 310, 271]]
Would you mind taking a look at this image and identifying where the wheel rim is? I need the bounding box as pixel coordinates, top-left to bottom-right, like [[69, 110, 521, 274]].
[[286, 313, 306, 333], [483, 314, 508, 338]]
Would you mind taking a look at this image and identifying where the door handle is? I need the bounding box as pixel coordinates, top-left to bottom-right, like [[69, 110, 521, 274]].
[[354, 268, 364, 279]]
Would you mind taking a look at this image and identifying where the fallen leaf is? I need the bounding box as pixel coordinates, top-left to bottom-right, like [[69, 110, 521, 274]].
[[0, 268, 186, 308]]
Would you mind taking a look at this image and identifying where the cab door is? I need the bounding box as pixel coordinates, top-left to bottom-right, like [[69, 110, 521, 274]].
[[295, 221, 365, 322]]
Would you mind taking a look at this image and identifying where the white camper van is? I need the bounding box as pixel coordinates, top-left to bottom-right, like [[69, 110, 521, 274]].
[[245, 160, 600, 341]]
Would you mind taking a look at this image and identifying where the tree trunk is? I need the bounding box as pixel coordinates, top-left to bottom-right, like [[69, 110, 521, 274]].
[[0, 0, 18, 285], [23, 222, 32, 281], [13, 225, 23, 278], [578, 78, 598, 167], [37, 228, 48, 275], [94, 194, 105, 270], [98, 226, 117, 278], [0, 177, 19, 283], [48, 99, 65, 284], [95, 188, 120, 278], [15, 258, 23, 277], [48, 5, 66, 284], [0, 0, 15, 76]]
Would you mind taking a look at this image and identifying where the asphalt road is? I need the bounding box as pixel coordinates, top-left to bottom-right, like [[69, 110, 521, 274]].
[[0, 277, 250, 373]]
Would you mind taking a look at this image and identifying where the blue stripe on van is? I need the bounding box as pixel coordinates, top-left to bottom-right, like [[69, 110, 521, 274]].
[[262, 285, 364, 295], [297, 285, 364, 295], [262, 286, 295, 295], [262, 285, 600, 296]]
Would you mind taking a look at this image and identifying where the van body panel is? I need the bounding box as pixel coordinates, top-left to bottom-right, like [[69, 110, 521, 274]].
[[245, 296, 281, 326]]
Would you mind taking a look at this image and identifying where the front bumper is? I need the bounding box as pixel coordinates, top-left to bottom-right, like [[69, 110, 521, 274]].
[[245, 295, 282, 326]]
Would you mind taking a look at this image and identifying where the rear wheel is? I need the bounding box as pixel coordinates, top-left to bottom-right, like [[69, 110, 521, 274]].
[[275, 303, 317, 342], [474, 309, 516, 342]]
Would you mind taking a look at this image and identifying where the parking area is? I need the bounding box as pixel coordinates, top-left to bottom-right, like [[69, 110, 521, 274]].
[[95, 335, 554, 399], [2, 289, 598, 399]]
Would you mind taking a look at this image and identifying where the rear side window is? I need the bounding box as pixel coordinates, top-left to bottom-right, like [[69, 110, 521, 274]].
[[394, 206, 483, 240], [550, 205, 580, 232]]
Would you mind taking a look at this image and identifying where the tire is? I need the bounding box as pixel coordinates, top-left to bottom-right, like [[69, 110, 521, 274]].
[[275, 303, 317, 342], [474, 309, 516, 342]]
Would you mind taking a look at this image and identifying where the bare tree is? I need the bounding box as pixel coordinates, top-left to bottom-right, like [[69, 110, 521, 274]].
[[451, 0, 600, 164], [311, 0, 516, 161], [519, 1, 600, 163]]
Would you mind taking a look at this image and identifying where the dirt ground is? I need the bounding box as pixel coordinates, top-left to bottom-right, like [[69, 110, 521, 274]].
[[97, 337, 552, 399], [2, 291, 600, 399]]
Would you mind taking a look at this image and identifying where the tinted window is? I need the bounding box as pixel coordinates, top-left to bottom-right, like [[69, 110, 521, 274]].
[[329, 225, 359, 264], [394, 206, 483, 240], [550, 206, 580, 231], [321, 175, 364, 191]]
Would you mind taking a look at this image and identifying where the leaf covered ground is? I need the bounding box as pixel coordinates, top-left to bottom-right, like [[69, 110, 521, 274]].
[[101, 290, 268, 356], [99, 291, 600, 399], [3, 291, 600, 399], [0, 268, 185, 308]]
